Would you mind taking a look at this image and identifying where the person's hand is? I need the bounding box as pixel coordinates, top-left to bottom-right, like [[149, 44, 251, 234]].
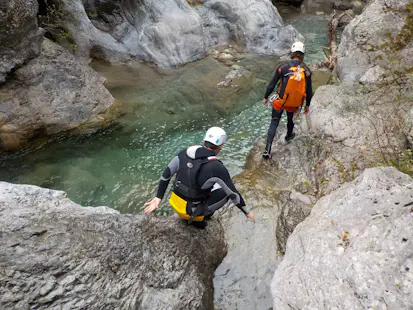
[[263, 98, 268, 106], [304, 106, 310, 114], [144, 197, 161, 214], [246, 212, 256, 223]]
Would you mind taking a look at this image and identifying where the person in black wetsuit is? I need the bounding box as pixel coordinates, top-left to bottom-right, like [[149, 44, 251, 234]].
[[144, 127, 255, 228], [262, 41, 313, 158]]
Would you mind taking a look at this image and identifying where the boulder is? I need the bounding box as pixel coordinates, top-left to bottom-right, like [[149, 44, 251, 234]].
[[359, 65, 386, 85], [0, 39, 116, 151], [299, 0, 364, 14], [300, 84, 408, 153], [213, 156, 285, 310], [336, 0, 413, 86], [43, 0, 302, 66], [0, 0, 44, 83], [271, 167, 413, 309], [0, 182, 226, 309], [195, 0, 303, 56], [213, 134, 371, 308]]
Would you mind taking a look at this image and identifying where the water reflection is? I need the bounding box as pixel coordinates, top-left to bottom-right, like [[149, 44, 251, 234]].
[[0, 13, 329, 213]]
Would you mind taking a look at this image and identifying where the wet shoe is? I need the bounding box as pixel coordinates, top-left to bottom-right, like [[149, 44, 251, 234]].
[[192, 220, 208, 229], [262, 149, 271, 159], [285, 133, 296, 142]]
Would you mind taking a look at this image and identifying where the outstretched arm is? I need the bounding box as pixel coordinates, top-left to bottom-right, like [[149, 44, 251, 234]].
[[202, 163, 255, 222], [144, 156, 179, 214]]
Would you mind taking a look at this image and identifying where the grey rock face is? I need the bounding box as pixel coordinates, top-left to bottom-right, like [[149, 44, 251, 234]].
[[196, 0, 302, 55], [300, 84, 409, 153], [359, 65, 386, 85], [271, 167, 413, 309], [48, 0, 302, 66], [0, 182, 226, 309], [300, 0, 365, 14], [213, 132, 370, 308], [213, 160, 285, 310], [336, 0, 413, 86], [0, 0, 44, 83], [275, 191, 312, 254], [0, 39, 116, 151]]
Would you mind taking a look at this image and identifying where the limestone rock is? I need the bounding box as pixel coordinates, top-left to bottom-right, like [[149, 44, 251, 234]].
[[336, 0, 413, 86], [213, 135, 371, 308], [45, 0, 302, 66], [359, 65, 386, 84], [271, 167, 413, 309], [276, 191, 313, 254], [0, 0, 43, 82], [0, 39, 116, 151], [300, 84, 408, 153], [0, 182, 226, 309], [213, 157, 284, 310], [299, 0, 364, 14]]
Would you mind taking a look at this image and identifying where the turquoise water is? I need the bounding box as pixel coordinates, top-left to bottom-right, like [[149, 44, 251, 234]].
[[0, 12, 328, 214]]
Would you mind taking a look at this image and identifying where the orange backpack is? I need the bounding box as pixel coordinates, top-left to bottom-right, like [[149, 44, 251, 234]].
[[273, 63, 307, 109]]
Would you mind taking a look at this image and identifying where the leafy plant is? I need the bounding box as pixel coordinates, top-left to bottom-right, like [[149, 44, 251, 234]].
[[37, 0, 77, 52]]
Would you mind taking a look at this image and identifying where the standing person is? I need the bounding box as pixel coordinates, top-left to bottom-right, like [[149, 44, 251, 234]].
[[262, 41, 313, 159], [144, 127, 255, 229]]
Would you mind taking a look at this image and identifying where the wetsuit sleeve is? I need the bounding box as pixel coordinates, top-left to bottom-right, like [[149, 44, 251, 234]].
[[156, 156, 179, 199], [264, 65, 282, 99], [211, 162, 248, 213], [305, 68, 313, 106]]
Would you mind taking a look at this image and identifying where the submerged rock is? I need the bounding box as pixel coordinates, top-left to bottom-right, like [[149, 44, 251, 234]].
[[45, 0, 302, 66], [0, 0, 43, 83], [271, 167, 413, 309], [0, 39, 116, 151], [0, 182, 226, 309]]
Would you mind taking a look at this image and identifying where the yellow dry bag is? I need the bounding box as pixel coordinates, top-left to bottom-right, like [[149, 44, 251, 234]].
[[169, 192, 205, 222]]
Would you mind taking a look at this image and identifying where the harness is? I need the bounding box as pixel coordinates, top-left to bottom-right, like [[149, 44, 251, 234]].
[[172, 153, 218, 223]]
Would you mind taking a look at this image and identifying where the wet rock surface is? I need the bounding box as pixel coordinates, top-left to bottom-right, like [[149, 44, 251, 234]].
[[46, 0, 302, 66], [0, 39, 116, 151], [0, 182, 226, 309], [213, 157, 284, 310], [271, 167, 413, 309], [0, 0, 43, 83]]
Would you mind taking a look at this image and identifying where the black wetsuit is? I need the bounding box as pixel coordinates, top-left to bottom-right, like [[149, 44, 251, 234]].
[[156, 146, 248, 217], [263, 60, 313, 153]]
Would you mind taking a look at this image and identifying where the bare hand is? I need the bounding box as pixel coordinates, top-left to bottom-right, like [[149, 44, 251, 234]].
[[263, 98, 268, 106], [144, 197, 161, 214], [246, 212, 256, 223], [304, 106, 310, 114]]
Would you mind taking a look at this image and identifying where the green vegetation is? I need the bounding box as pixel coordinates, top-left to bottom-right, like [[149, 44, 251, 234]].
[[382, 1, 413, 52], [38, 0, 78, 52], [334, 158, 358, 184], [389, 149, 413, 177], [186, 0, 205, 6]]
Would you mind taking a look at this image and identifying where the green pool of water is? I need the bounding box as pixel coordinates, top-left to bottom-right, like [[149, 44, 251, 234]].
[[0, 12, 329, 214]]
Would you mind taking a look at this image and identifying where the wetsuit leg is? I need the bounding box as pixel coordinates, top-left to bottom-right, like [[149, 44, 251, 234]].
[[265, 108, 284, 153], [203, 188, 228, 217], [286, 111, 295, 137]]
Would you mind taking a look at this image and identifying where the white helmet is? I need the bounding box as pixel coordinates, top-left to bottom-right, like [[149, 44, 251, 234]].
[[203, 127, 227, 146], [291, 41, 305, 54]]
